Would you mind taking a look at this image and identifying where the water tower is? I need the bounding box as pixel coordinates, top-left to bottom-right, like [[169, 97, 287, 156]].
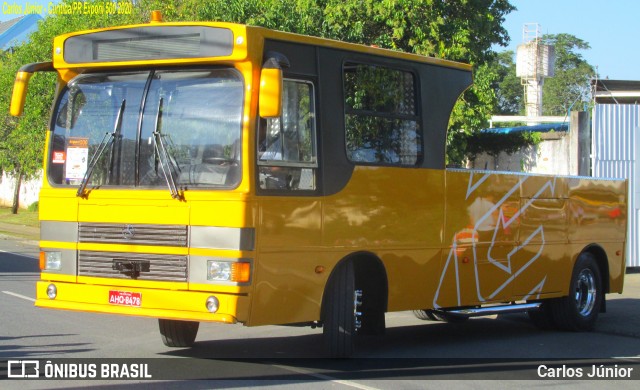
[[516, 23, 555, 124]]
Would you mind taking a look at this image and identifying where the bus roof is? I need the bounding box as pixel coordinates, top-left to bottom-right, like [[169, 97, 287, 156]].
[[253, 25, 472, 72], [52, 20, 472, 72]]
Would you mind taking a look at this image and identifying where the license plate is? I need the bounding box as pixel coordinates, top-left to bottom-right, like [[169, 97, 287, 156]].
[[108, 290, 141, 307]]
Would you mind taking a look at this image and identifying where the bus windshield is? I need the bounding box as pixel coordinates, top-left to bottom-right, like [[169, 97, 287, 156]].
[[48, 68, 244, 191]]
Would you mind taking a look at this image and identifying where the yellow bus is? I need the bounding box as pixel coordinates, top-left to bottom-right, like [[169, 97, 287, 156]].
[[11, 11, 627, 358]]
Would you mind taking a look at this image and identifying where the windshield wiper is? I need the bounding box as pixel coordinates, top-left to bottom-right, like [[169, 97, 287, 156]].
[[76, 99, 126, 198], [153, 97, 184, 200]]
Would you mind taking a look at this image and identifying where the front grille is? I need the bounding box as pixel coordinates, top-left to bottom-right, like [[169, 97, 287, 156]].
[[79, 222, 188, 247], [78, 251, 188, 282]]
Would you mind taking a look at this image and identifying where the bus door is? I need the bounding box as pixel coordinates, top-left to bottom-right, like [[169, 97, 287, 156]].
[[251, 40, 323, 326]]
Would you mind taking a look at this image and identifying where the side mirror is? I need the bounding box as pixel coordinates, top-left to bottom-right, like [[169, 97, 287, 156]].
[[10, 71, 34, 117], [10, 62, 54, 117], [259, 52, 289, 119], [259, 67, 283, 118]]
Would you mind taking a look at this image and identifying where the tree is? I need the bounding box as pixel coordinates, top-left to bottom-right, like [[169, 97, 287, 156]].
[[468, 33, 595, 169], [541, 33, 595, 116], [139, 0, 515, 63], [488, 34, 595, 119], [0, 33, 55, 213], [447, 62, 500, 165], [141, 0, 515, 165], [0, 0, 139, 213], [488, 50, 523, 115], [1, 0, 516, 209]]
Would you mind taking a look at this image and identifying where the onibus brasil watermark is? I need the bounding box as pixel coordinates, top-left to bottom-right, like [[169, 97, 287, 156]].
[[2, 1, 133, 17], [7, 360, 152, 379]]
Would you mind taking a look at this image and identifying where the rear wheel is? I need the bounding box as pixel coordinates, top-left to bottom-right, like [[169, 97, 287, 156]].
[[550, 253, 603, 331], [323, 261, 357, 358], [527, 301, 556, 330], [158, 319, 199, 347]]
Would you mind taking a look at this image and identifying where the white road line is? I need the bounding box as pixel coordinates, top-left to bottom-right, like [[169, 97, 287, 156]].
[[2, 290, 36, 302], [272, 364, 380, 390], [0, 249, 37, 259]]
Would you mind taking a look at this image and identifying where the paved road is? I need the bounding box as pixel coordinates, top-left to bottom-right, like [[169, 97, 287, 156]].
[[1, 235, 639, 388]]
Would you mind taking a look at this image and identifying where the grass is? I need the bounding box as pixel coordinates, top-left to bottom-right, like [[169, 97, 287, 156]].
[[0, 206, 39, 227]]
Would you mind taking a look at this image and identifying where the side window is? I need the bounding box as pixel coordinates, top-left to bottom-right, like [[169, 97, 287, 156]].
[[343, 63, 421, 165], [258, 79, 317, 190]]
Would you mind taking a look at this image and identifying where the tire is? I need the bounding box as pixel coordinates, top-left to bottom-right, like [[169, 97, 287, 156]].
[[159, 319, 199, 347], [359, 299, 386, 336], [323, 261, 356, 358], [527, 301, 556, 330], [550, 253, 603, 331]]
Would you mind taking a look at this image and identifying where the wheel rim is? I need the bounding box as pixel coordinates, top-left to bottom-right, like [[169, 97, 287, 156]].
[[574, 268, 597, 317], [354, 289, 363, 331]]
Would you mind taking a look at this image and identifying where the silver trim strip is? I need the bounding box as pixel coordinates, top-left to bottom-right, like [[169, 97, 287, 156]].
[[447, 168, 626, 182], [78, 222, 187, 247], [190, 226, 255, 251], [78, 251, 187, 282], [41, 221, 78, 242], [443, 302, 542, 318]]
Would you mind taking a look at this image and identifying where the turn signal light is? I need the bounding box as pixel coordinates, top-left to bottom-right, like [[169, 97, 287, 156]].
[[231, 262, 251, 283], [150, 10, 163, 23]]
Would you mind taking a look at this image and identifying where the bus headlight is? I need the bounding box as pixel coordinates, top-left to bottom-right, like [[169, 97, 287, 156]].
[[207, 261, 231, 281], [207, 261, 251, 283], [42, 251, 62, 270]]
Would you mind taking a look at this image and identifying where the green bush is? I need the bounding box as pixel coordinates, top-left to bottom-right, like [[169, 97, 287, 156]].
[[27, 201, 39, 212], [466, 131, 542, 162]]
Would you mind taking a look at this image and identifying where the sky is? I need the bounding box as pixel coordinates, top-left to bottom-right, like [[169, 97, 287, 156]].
[[1, 0, 639, 80], [499, 0, 640, 81]]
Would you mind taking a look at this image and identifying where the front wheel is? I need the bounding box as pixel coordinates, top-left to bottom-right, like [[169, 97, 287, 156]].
[[158, 319, 199, 347], [550, 253, 603, 331], [323, 261, 357, 358]]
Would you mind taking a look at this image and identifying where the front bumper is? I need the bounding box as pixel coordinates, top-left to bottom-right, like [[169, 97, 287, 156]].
[[35, 280, 249, 323]]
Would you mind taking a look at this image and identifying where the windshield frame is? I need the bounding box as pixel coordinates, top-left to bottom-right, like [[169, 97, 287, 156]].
[[47, 66, 246, 192]]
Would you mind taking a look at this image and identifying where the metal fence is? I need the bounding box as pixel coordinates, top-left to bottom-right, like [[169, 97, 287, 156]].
[[592, 104, 640, 267]]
